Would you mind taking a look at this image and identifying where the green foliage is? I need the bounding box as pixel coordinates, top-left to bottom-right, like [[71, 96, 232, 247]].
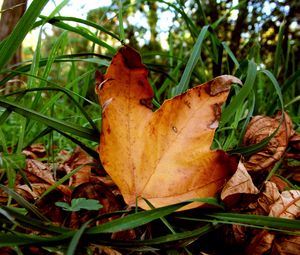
[[55, 198, 103, 212]]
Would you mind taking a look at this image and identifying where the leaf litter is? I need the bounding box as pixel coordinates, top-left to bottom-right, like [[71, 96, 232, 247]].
[[0, 46, 299, 254]]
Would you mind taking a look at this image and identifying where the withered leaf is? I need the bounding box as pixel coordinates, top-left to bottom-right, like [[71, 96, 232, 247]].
[[269, 189, 300, 219], [272, 235, 300, 255], [221, 160, 259, 201], [246, 230, 275, 255], [243, 112, 294, 172], [257, 181, 281, 215], [96, 46, 240, 210]]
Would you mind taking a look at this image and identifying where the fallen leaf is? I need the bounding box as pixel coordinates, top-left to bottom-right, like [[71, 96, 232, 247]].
[[221, 160, 259, 201], [272, 235, 300, 255], [289, 132, 300, 151], [22, 143, 46, 159], [246, 230, 275, 255], [243, 112, 294, 172], [269, 189, 300, 219], [25, 159, 55, 184], [269, 176, 290, 192], [65, 146, 93, 187], [257, 181, 281, 215], [96, 46, 240, 210], [15, 183, 51, 201]]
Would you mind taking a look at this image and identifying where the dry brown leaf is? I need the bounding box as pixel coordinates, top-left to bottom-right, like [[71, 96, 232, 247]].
[[289, 132, 300, 151], [15, 183, 51, 201], [246, 230, 275, 255], [243, 112, 294, 172], [269, 176, 291, 192], [25, 159, 55, 184], [22, 143, 46, 159], [23, 159, 71, 196], [269, 189, 300, 219], [96, 46, 240, 210], [221, 160, 259, 201], [272, 235, 300, 255], [246, 183, 299, 255], [65, 146, 93, 187], [257, 181, 281, 215]]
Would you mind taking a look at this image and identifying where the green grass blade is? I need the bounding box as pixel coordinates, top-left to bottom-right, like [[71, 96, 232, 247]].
[[222, 41, 240, 69], [0, 185, 49, 221], [88, 223, 217, 248], [66, 221, 90, 255], [37, 165, 83, 201], [0, 231, 74, 247], [86, 202, 189, 234], [206, 212, 300, 233], [7, 86, 99, 131], [282, 69, 300, 94], [118, 0, 125, 42], [156, 0, 198, 37], [0, 0, 49, 70], [34, 16, 120, 41], [0, 54, 109, 86], [172, 25, 210, 96], [0, 206, 71, 234], [0, 127, 8, 153], [37, 18, 116, 54], [273, 21, 285, 78], [221, 60, 257, 125], [260, 69, 284, 112], [0, 97, 99, 142], [229, 70, 285, 155], [48, 0, 70, 18]]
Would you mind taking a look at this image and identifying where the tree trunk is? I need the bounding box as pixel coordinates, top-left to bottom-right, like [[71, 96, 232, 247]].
[[0, 0, 27, 92]]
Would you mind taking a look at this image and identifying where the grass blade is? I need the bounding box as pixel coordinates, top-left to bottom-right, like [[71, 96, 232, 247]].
[[0, 185, 48, 221], [86, 202, 188, 234], [0, 97, 99, 142], [172, 25, 210, 96], [36, 18, 116, 54], [66, 221, 90, 255], [220, 60, 257, 124], [0, 0, 49, 70]]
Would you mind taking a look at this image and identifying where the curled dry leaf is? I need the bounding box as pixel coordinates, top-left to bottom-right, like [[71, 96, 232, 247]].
[[15, 183, 51, 201], [246, 230, 275, 255], [221, 160, 259, 201], [269, 176, 291, 192], [289, 132, 300, 151], [22, 143, 46, 159], [65, 146, 93, 187], [256, 181, 281, 215], [245, 182, 300, 255], [269, 189, 300, 219], [25, 159, 55, 184], [243, 112, 294, 172], [272, 235, 300, 255], [96, 46, 240, 210]]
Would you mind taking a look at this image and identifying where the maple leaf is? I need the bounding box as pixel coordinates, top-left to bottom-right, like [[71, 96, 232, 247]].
[[96, 46, 240, 210]]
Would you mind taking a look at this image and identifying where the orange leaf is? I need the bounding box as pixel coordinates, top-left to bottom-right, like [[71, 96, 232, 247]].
[[96, 46, 240, 210]]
